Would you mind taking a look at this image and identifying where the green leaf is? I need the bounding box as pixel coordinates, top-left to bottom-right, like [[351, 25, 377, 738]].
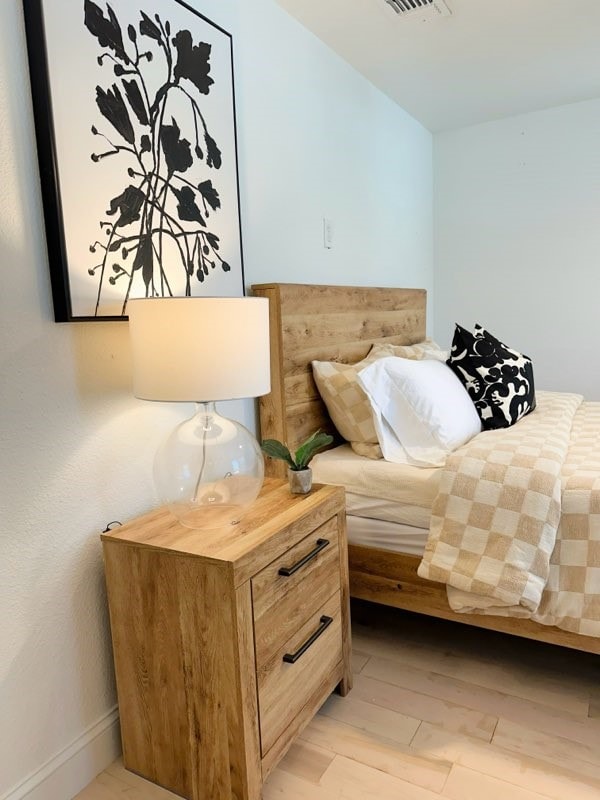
[[260, 439, 295, 469], [295, 431, 333, 469]]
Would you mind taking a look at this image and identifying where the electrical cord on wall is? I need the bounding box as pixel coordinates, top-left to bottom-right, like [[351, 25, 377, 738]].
[[102, 521, 123, 532]]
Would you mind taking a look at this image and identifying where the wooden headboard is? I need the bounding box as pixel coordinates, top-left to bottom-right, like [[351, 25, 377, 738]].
[[251, 283, 427, 478]]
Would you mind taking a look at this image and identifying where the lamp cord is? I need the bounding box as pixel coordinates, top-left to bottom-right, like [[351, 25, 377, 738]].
[[102, 521, 122, 532]]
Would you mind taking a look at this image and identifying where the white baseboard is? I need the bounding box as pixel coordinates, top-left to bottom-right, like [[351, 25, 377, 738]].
[[2, 707, 121, 800]]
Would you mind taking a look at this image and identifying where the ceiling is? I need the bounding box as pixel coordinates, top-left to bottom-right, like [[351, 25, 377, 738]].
[[275, 0, 600, 132]]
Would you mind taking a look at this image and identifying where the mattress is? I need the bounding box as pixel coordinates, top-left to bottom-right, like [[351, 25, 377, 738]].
[[312, 444, 440, 529], [346, 515, 428, 556]]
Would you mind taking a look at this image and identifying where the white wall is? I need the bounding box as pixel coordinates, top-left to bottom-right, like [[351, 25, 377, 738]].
[[434, 98, 600, 399], [0, 1, 432, 798], [233, 2, 433, 294]]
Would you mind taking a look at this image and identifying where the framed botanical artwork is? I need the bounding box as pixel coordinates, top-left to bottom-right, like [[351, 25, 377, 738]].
[[23, 0, 244, 321]]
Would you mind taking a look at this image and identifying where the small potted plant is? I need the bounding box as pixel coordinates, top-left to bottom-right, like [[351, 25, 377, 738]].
[[261, 430, 334, 494]]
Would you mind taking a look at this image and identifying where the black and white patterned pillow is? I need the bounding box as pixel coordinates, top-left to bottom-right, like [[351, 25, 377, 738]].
[[447, 324, 536, 430]]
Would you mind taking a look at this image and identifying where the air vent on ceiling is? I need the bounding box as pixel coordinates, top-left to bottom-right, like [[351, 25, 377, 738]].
[[384, 0, 451, 17]]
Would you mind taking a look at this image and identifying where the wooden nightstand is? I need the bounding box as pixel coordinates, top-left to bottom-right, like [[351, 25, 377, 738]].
[[101, 479, 351, 800]]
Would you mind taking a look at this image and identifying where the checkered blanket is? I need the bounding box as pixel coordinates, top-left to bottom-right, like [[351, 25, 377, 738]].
[[534, 399, 600, 636], [418, 391, 600, 637]]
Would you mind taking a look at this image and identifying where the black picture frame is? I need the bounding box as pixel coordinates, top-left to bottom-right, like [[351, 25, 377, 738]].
[[23, 0, 245, 322]]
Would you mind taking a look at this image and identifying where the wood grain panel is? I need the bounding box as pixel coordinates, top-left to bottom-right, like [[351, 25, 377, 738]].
[[284, 372, 320, 405], [175, 559, 239, 800], [348, 545, 428, 583], [253, 284, 287, 461], [257, 283, 425, 314], [251, 283, 427, 471], [260, 664, 344, 781], [253, 517, 340, 668], [101, 481, 345, 590], [232, 582, 263, 799], [350, 568, 456, 612], [286, 401, 336, 454], [337, 509, 353, 696], [227, 487, 344, 587], [258, 593, 343, 756], [348, 546, 600, 655], [102, 545, 262, 800], [282, 334, 424, 377], [282, 309, 425, 352], [102, 545, 191, 798], [282, 331, 430, 405]]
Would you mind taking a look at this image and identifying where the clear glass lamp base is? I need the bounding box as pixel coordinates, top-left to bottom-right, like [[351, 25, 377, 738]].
[[154, 402, 264, 530]]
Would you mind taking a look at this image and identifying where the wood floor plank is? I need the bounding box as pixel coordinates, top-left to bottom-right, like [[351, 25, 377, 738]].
[[103, 760, 179, 797], [300, 712, 451, 793], [352, 671, 497, 741], [588, 686, 600, 718], [72, 783, 117, 800], [442, 764, 552, 800], [77, 609, 599, 800], [319, 754, 445, 799], [493, 718, 600, 780], [74, 770, 175, 799], [319, 691, 421, 745], [276, 740, 336, 785], [352, 625, 592, 716], [351, 601, 599, 687], [361, 654, 600, 747], [262, 767, 333, 799], [412, 722, 600, 800], [351, 649, 370, 674]]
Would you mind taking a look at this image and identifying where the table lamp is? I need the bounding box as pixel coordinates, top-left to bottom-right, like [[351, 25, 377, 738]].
[[128, 296, 270, 529]]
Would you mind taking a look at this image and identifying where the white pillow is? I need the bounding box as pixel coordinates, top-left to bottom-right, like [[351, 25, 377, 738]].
[[357, 357, 481, 467]]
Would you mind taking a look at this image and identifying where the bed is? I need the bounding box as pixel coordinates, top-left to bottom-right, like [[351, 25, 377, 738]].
[[251, 281, 600, 655]]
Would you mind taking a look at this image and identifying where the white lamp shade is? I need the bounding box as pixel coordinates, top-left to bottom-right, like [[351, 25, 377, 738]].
[[128, 297, 271, 402]]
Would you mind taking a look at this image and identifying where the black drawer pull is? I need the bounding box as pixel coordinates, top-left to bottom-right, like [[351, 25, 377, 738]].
[[283, 616, 333, 664], [278, 538, 330, 577]]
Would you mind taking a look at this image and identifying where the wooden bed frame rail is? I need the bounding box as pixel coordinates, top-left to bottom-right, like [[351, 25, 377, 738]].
[[349, 545, 599, 653]]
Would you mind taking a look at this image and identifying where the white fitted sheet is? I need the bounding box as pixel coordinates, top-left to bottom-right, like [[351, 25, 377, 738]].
[[346, 515, 428, 556], [312, 444, 441, 529]]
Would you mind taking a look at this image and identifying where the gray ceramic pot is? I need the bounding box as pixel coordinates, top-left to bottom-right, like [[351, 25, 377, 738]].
[[288, 467, 312, 494]]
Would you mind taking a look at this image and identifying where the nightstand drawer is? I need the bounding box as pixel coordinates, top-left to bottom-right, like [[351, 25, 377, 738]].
[[257, 591, 342, 756], [252, 516, 340, 667]]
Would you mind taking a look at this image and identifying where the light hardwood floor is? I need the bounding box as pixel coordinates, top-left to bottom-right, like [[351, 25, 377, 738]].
[[75, 601, 600, 799]]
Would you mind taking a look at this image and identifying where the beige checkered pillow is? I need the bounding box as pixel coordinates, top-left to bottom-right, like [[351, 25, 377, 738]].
[[312, 340, 444, 461], [370, 338, 447, 362], [312, 352, 383, 450], [350, 441, 383, 459]]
